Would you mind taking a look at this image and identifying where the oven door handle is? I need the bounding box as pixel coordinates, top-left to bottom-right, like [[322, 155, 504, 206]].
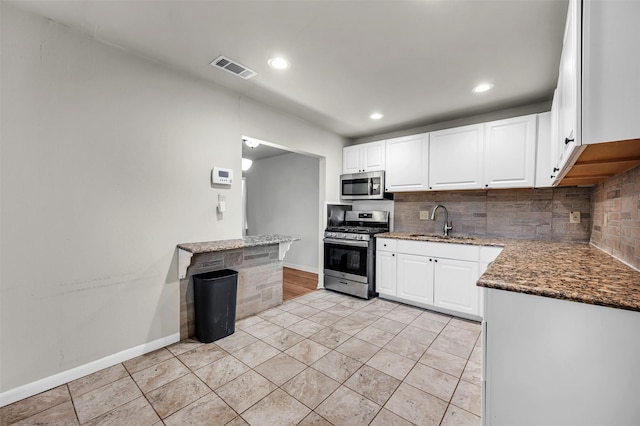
[[324, 238, 369, 248]]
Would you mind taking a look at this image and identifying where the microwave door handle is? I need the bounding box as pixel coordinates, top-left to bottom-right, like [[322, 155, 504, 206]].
[[368, 179, 373, 195]]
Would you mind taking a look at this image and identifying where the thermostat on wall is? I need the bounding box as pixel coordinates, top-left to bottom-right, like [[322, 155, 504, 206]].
[[212, 167, 233, 185]]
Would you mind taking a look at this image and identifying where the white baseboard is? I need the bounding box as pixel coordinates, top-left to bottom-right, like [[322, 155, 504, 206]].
[[283, 263, 318, 275], [0, 333, 180, 408]]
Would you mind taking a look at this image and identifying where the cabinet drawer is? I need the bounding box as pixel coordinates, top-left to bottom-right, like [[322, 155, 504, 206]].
[[397, 240, 479, 262], [376, 238, 397, 252]]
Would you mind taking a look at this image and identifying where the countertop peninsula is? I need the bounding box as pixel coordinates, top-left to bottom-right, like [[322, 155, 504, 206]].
[[178, 234, 299, 254], [377, 232, 640, 312]]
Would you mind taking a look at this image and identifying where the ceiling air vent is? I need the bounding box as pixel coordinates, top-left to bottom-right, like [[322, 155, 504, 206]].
[[210, 55, 258, 80]]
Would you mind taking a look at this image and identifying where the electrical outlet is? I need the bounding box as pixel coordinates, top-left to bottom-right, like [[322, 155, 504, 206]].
[[419, 211, 430, 220], [569, 211, 581, 224]]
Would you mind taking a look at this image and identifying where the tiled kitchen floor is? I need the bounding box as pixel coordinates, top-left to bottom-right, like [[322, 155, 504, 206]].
[[1, 290, 482, 426]]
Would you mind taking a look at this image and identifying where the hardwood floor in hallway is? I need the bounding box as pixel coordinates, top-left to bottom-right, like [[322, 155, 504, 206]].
[[283, 267, 318, 301]]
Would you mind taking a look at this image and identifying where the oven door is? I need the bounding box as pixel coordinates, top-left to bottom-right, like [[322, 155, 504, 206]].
[[323, 238, 370, 283]]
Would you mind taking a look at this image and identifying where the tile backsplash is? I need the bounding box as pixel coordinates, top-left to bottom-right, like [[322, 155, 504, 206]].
[[393, 187, 592, 241], [590, 165, 640, 269]]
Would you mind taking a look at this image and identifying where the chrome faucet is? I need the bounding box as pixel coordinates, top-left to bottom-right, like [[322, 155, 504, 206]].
[[431, 204, 453, 236]]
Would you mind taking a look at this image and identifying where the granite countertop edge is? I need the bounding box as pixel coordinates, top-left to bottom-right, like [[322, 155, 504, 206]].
[[377, 232, 640, 313], [177, 234, 300, 254]]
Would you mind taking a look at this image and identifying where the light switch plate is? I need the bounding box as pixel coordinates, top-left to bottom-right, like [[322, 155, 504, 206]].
[[419, 211, 430, 220], [569, 211, 581, 223]]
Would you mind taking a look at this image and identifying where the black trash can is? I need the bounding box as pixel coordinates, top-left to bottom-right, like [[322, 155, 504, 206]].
[[193, 269, 238, 343]]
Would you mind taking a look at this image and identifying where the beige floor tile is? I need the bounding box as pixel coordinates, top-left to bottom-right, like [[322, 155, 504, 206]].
[[177, 343, 228, 370], [241, 388, 311, 426], [307, 311, 342, 327], [262, 329, 306, 351], [297, 411, 333, 426], [384, 335, 428, 361], [441, 404, 481, 426], [404, 363, 459, 402], [0, 385, 70, 425], [308, 300, 337, 311], [132, 357, 190, 393], [145, 373, 210, 419], [227, 416, 250, 425], [254, 353, 306, 386], [215, 370, 277, 413], [163, 393, 236, 426], [244, 321, 283, 339], [268, 312, 305, 328], [215, 330, 259, 353], [257, 307, 284, 320], [430, 334, 474, 359], [469, 346, 482, 365], [354, 326, 396, 347], [166, 338, 204, 356], [281, 368, 340, 409], [331, 317, 367, 336], [344, 365, 401, 406], [231, 340, 280, 368], [451, 380, 482, 416], [366, 349, 416, 381], [370, 408, 414, 426], [288, 305, 322, 318], [410, 315, 448, 334], [83, 396, 159, 426], [68, 364, 129, 398], [285, 340, 331, 365], [419, 347, 467, 377], [385, 383, 448, 426], [309, 327, 351, 349], [286, 319, 326, 337], [449, 317, 481, 332], [74, 376, 142, 423], [324, 304, 357, 317], [384, 309, 420, 324], [236, 315, 265, 329], [347, 310, 380, 326], [440, 325, 481, 346], [397, 325, 438, 346], [312, 351, 362, 383], [123, 348, 173, 374], [335, 337, 380, 363], [194, 355, 250, 390], [339, 298, 372, 309], [278, 300, 305, 311], [370, 316, 406, 334], [315, 386, 380, 426], [418, 309, 452, 324], [360, 302, 394, 316], [12, 400, 78, 426], [461, 361, 482, 384]]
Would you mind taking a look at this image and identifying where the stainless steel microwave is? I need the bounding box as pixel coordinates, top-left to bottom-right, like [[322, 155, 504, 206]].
[[340, 171, 385, 200]]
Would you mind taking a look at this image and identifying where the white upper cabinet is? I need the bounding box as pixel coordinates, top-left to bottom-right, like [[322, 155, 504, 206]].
[[483, 114, 537, 189], [342, 141, 385, 174], [429, 124, 484, 190], [536, 111, 553, 188], [385, 133, 429, 192]]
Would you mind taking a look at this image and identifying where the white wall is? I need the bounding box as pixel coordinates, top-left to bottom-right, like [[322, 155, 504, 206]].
[[246, 153, 320, 273], [0, 4, 344, 401]]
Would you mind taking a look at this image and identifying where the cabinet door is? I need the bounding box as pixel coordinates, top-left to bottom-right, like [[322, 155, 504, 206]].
[[535, 112, 553, 188], [376, 250, 397, 296], [385, 133, 429, 192], [397, 253, 434, 305], [433, 258, 479, 316], [343, 145, 362, 174], [429, 124, 483, 190], [484, 115, 537, 189], [362, 141, 386, 171]]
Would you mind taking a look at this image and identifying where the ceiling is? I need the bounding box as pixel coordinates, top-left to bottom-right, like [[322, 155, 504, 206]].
[[10, 0, 569, 139]]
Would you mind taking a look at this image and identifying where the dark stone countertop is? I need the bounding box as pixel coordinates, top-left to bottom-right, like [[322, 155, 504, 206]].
[[377, 232, 640, 312], [178, 234, 299, 254]]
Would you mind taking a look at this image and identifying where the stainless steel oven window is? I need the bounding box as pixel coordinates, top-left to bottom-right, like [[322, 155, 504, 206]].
[[324, 241, 368, 277]]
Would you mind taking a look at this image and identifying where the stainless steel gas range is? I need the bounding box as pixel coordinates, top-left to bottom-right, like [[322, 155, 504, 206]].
[[323, 210, 389, 299]]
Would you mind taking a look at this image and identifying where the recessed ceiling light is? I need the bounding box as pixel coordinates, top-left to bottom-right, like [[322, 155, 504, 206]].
[[268, 57, 290, 70], [244, 138, 260, 149], [472, 83, 494, 93], [370, 112, 384, 120]]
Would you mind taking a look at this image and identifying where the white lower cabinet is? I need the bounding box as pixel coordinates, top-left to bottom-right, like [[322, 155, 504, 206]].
[[375, 250, 397, 297], [433, 258, 479, 315], [397, 253, 434, 305], [376, 238, 499, 319]]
